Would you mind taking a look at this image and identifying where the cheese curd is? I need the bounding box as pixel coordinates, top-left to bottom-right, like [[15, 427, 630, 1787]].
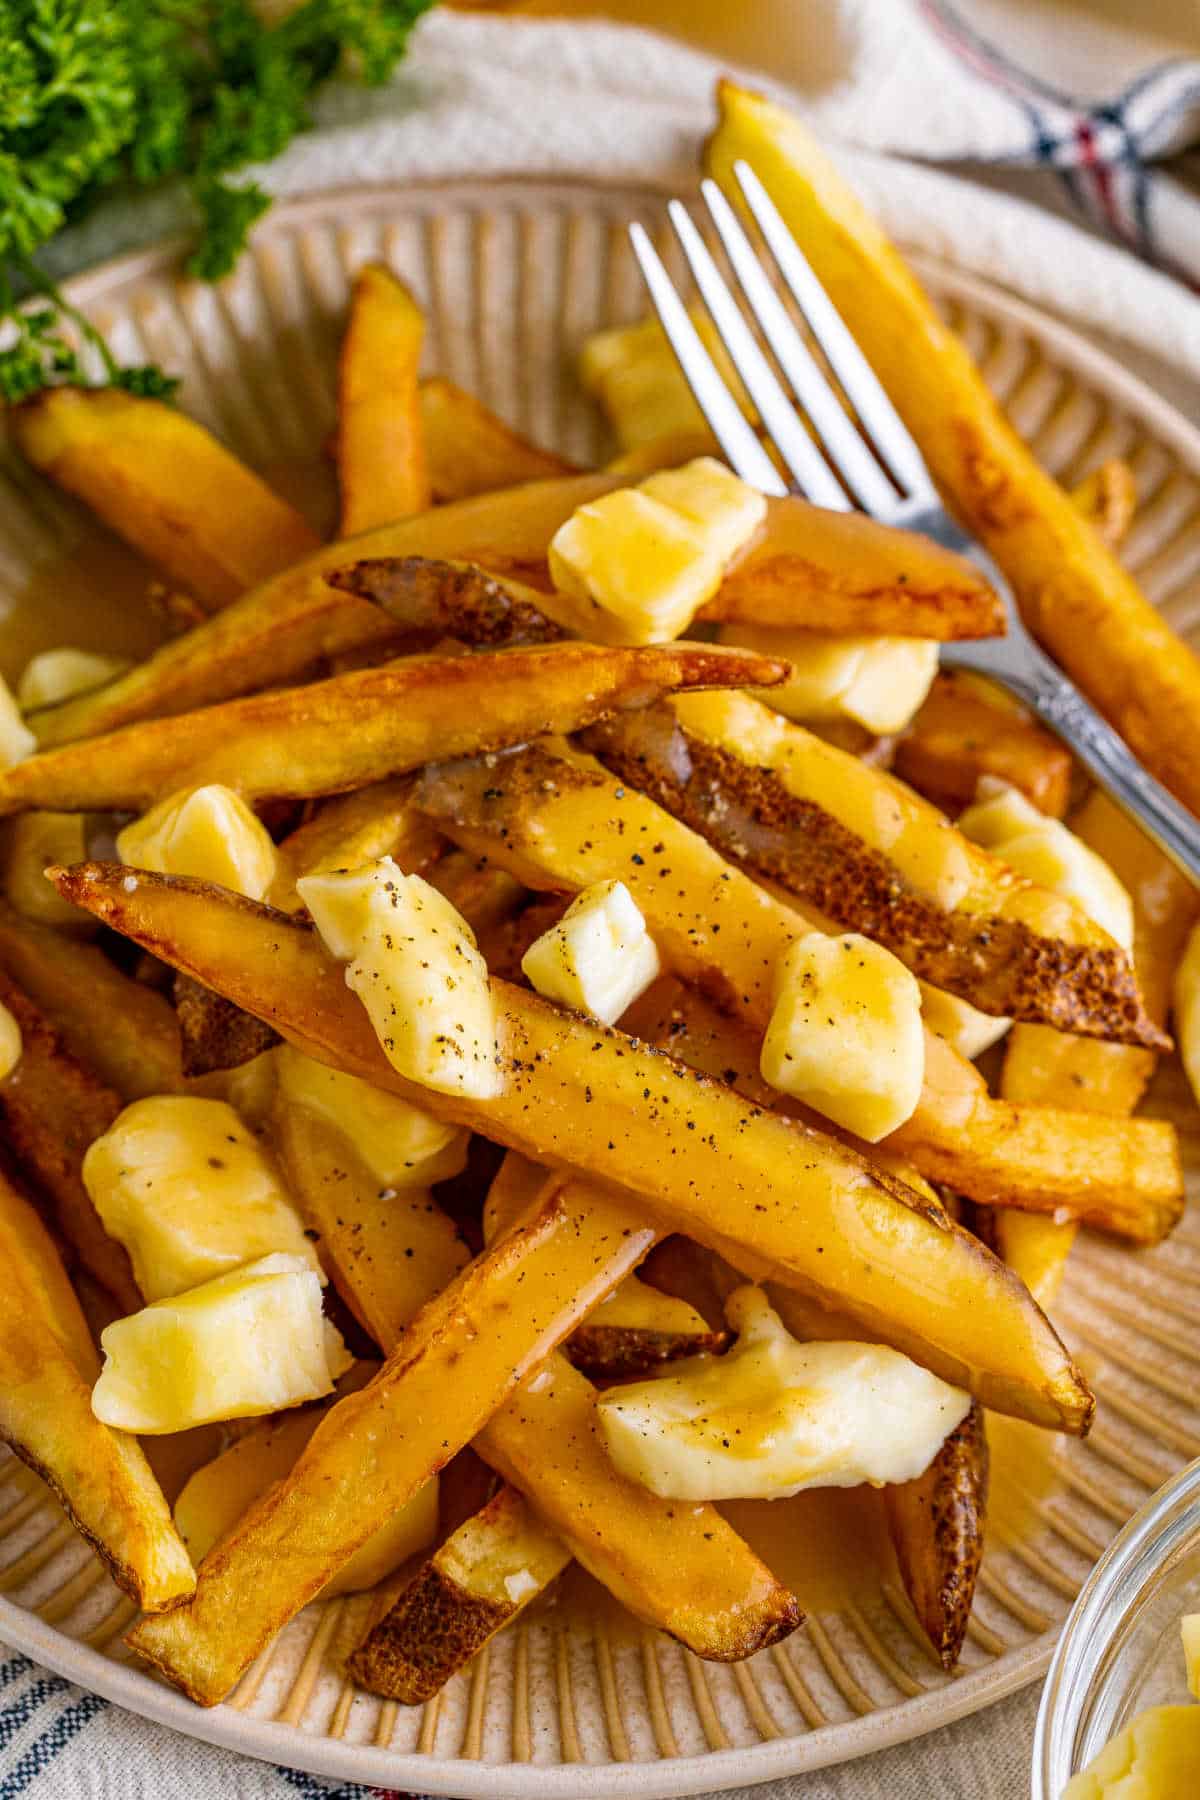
[[521, 879, 661, 1025], [92, 1253, 350, 1433], [0, 675, 34, 769], [3, 810, 93, 928], [958, 782, 1134, 949], [761, 930, 924, 1141], [547, 458, 765, 645], [298, 859, 501, 1100], [275, 1043, 469, 1188], [17, 647, 130, 712], [117, 782, 277, 900], [724, 622, 938, 735], [83, 1096, 320, 1300], [597, 1286, 969, 1502], [0, 1000, 21, 1079], [919, 983, 1011, 1061]]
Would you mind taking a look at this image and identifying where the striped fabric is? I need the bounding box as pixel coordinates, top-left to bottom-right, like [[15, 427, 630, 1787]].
[[0, 1653, 423, 1797], [922, 0, 1200, 286]]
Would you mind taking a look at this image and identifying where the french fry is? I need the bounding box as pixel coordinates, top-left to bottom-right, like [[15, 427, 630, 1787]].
[[418, 738, 1181, 1241], [54, 865, 1094, 1432], [607, 430, 723, 478], [277, 1110, 793, 1679], [895, 673, 1073, 818], [0, 642, 783, 816], [583, 692, 1165, 1048], [883, 1402, 988, 1671], [338, 266, 430, 535], [126, 1176, 662, 1703], [30, 475, 1004, 751], [706, 82, 1200, 814], [0, 1164, 193, 1611], [420, 378, 580, 500], [269, 778, 445, 914], [328, 556, 567, 647], [425, 849, 527, 943], [173, 973, 282, 1076], [1070, 459, 1138, 551], [994, 792, 1199, 1306], [272, 1104, 470, 1344], [349, 1484, 571, 1703], [485, 1150, 727, 1377], [11, 388, 320, 611], [0, 899, 183, 1099], [0, 967, 141, 1312]]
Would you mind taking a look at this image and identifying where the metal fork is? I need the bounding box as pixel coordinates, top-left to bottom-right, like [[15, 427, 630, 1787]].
[[629, 163, 1200, 886]]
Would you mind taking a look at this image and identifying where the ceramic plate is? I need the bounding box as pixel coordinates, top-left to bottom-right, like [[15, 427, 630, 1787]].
[[0, 176, 1198, 1797]]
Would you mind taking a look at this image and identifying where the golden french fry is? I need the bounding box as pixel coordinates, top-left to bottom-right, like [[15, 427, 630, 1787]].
[[0, 899, 183, 1100], [883, 1401, 988, 1671], [0, 642, 782, 816], [270, 777, 445, 914], [0, 967, 140, 1312], [11, 388, 319, 611], [425, 849, 527, 943], [338, 266, 430, 535], [895, 673, 1073, 818], [272, 1104, 470, 1344], [415, 736, 1181, 1239], [420, 378, 580, 501], [30, 475, 1004, 751], [706, 82, 1200, 814], [127, 1176, 660, 1703], [995, 792, 1199, 1305], [583, 693, 1165, 1049], [328, 557, 567, 647], [349, 1484, 570, 1703], [0, 1163, 193, 1610], [53, 865, 1093, 1432], [1069, 459, 1138, 551]]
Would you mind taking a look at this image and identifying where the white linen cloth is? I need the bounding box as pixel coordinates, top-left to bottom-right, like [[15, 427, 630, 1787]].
[[8, 3, 1200, 1795]]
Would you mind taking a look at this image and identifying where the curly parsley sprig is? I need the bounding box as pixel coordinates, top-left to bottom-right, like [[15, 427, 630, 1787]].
[[0, 0, 435, 403]]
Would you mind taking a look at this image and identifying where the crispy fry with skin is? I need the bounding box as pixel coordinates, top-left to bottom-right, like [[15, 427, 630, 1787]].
[[53, 865, 1093, 1432], [11, 388, 319, 611], [706, 82, 1200, 813], [425, 850, 526, 943], [895, 673, 1073, 818], [995, 792, 1199, 1306], [0, 1164, 193, 1610], [0, 899, 183, 1099], [269, 778, 445, 913], [583, 692, 1165, 1048], [29, 476, 1003, 750], [415, 738, 1181, 1239], [883, 1402, 988, 1671], [126, 1177, 662, 1704], [0, 967, 140, 1312], [0, 642, 782, 816], [275, 1113, 794, 1679], [173, 973, 281, 1075], [350, 1484, 570, 1703], [420, 378, 580, 501], [328, 557, 568, 647], [338, 267, 430, 535]]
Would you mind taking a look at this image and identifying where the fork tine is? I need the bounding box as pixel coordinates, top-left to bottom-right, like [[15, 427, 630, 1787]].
[[732, 161, 936, 502], [699, 179, 898, 514], [627, 224, 786, 497], [664, 202, 851, 511]]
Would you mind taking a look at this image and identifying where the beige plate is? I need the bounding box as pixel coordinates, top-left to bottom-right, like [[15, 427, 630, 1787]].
[[0, 177, 1198, 1797]]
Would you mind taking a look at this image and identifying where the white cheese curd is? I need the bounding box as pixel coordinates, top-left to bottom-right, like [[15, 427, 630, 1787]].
[[597, 1286, 970, 1502], [958, 781, 1134, 949], [521, 878, 661, 1025], [298, 858, 501, 1100]]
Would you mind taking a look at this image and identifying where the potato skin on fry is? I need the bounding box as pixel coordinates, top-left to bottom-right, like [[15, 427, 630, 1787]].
[[0, 641, 785, 816], [52, 865, 1093, 1433], [884, 1401, 988, 1671], [173, 972, 281, 1076]]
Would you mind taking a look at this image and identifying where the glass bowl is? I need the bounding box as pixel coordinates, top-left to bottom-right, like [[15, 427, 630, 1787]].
[[1033, 1454, 1200, 1797]]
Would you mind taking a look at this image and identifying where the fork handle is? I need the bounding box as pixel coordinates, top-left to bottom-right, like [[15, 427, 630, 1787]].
[[1018, 646, 1200, 887]]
